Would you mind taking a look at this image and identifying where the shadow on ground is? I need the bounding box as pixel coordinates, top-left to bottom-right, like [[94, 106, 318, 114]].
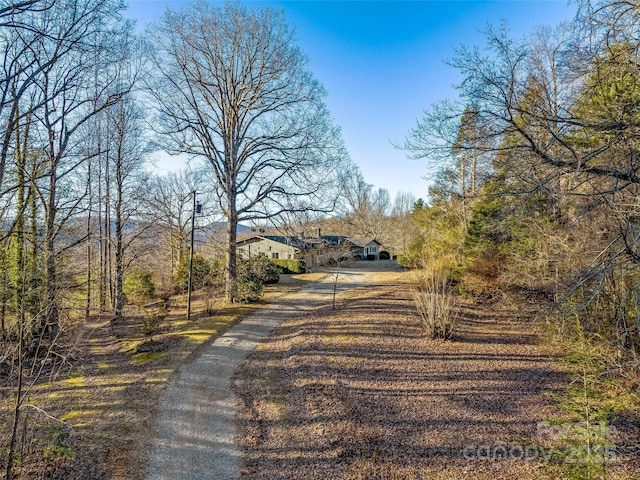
[[234, 275, 569, 480]]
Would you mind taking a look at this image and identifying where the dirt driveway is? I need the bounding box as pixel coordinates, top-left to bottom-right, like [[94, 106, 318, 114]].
[[145, 263, 385, 479]]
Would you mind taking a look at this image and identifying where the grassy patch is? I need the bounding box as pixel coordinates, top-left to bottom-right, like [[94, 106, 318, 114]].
[[131, 351, 168, 366], [61, 376, 86, 388], [176, 310, 248, 346], [60, 409, 99, 423]]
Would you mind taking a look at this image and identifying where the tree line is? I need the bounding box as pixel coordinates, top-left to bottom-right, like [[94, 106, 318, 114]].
[[0, 1, 359, 476], [0, 0, 357, 341], [402, 0, 640, 369]]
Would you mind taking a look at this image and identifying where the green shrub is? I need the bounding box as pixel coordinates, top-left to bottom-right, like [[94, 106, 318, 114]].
[[379, 251, 390, 260], [232, 254, 283, 303], [236, 276, 262, 303], [366, 254, 376, 261], [40, 423, 73, 461], [140, 304, 168, 336], [123, 269, 155, 303], [173, 253, 211, 293], [271, 258, 306, 273], [245, 254, 280, 284]]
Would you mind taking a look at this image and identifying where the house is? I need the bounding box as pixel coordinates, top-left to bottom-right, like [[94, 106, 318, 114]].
[[236, 235, 304, 261], [349, 238, 383, 260], [236, 234, 383, 267]]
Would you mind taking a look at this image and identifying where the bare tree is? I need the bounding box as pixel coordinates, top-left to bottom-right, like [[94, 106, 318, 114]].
[[2, 1, 135, 474], [149, 168, 218, 290], [0, 0, 48, 26], [341, 173, 391, 243], [324, 243, 356, 310], [145, 2, 348, 301], [107, 95, 153, 321], [0, 1, 47, 199], [389, 190, 416, 256], [33, 0, 133, 341]]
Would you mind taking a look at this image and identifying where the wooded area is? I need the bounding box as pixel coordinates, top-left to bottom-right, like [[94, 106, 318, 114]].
[[0, 1, 416, 477], [404, 0, 640, 351], [1, 0, 640, 478], [401, 1, 640, 475]]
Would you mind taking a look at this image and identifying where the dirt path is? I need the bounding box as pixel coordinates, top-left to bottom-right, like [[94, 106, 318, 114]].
[[145, 266, 372, 479], [233, 270, 576, 480]]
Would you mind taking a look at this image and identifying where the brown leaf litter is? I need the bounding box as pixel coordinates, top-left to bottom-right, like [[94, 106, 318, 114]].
[[233, 271, 638, 479]]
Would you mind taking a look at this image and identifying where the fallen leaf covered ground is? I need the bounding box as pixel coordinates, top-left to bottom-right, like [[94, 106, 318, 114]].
[[233, 269, 638, 479]]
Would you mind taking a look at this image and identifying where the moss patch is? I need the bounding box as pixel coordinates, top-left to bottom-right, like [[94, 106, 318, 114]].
[[131, 351, 167, 366]]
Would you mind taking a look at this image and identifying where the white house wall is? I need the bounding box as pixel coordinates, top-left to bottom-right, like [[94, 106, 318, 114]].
[[237, 238, 297, 260]]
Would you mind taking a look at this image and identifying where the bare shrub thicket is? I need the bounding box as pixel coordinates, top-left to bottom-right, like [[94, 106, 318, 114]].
[[413, 262, 457, 339]]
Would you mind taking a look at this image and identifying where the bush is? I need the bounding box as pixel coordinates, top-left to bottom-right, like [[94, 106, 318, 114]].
[[234, 254, 282, 303], [123, 269, 155, 303], [413, 263, 457, 339], [459, 251, 501, 299], [366, 254, 376, 261], [173, 253, 211, 293], [140, 304, 168, 336], [236, 276, 262, 303], [245, 254, 280, 284], [397, 253, 414, 268], [379, 250, 391, 260], [271, 258, 306, 273]]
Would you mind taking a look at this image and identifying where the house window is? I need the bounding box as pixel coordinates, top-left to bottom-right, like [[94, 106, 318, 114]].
[[287, 254, 292, 259], [272, 252, 279, 259]]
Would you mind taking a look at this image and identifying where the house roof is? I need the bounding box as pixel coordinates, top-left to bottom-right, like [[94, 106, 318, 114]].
[[237, 235, 313, 250], [319, 235, 356, 247], [347, 237, 382, 247], [237, 234, 382, 251]]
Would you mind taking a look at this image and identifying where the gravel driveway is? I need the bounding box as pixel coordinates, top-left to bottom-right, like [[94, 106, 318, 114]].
[[145, 267, 370, 479]]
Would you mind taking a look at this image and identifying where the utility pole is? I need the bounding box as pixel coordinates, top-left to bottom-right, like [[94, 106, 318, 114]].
[[187, 191, 197, 321]]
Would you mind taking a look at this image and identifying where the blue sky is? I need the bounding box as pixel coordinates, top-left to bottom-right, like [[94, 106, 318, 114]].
[[127, 0, 577, 201]]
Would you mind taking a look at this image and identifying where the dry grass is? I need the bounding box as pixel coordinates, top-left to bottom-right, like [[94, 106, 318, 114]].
[[234, 270, 638, 479]]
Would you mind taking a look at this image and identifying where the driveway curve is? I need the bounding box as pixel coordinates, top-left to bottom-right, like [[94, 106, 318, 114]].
[[145, 269, 369, 480]]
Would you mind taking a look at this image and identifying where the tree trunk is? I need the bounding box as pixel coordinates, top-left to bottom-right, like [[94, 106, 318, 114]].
[[13, 110, 26, 343], [85, 169, 92, 320], [113, 227, 123, 320], [0, 251, 6, 341], [27, 166, 39, 324], [460, 159, 468, 226], [106, 142, 114, 309], [98, 153, 106, 312], [5, 327, 23, 480], [113, 151, 124, 321], [13, 108, 26, 288], [471, 146, 477, 198], [0, 301, 5, 340], [44, 156, 59, 343], [85, 121, 96, 320], [225, 192, 238, 303]]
